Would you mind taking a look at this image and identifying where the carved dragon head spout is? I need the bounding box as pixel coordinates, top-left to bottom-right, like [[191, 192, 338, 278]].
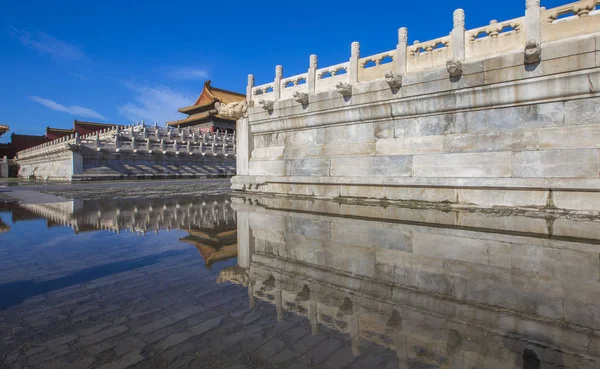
[[293, 91, 309, 105], [446, 59, 463, 78], [215, 100, 248, 120], [384, 71, 402, 89], [258, 99, 274, 112], [524, 39, 542, 65], [335, 82, 352, 97]]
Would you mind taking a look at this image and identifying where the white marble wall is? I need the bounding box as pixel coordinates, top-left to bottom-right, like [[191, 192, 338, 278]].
[[234, 28, 600, 211]]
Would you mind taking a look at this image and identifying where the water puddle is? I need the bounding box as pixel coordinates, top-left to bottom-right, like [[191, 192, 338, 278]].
[[1, 193, 599, 368]]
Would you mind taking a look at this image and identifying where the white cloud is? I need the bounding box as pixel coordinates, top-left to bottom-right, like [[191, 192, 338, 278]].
[[168, 67, 209, 80], [118, 82, 194, 124], [29, 96, 107, 120], [8, 27, 87, 61]]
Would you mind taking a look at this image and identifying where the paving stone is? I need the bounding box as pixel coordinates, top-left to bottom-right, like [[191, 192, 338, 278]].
[[282, 326, 310, 343], [28, 344, 71, 365], [113, 337, 146, 357], [42, 333, 79, 348], [63, 357, 96, 369], [97, 349, 146, 369], [231, 307, 253, 319], [237, 334, 270, 354], [170, 305, 208, 322], [286, 364, 311, 369], [293, 334, 328, 354], [350, 353, 385, 369], [78, 323, 112, 337], [326, 346, 357, 369], [156, 332, 195, 351], [256, 338, 286, 359], [270, 348, 298, 363], [225, 324, 266, 345], [135, 316, 175, 334], [307, 339, 343, 364], [188, 316, 223, 335], [241, 311, 263, 325], [79, 325, 128, 346]]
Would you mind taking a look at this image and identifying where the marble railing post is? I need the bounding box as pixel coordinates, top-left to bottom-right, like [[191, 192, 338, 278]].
[[274, 65, 283, 100], [115, 134, 122, 151], [308, 54, 318, 93], [452, 9, 466, 61], [350, 41, 360, 84], [246, 74, 254, 104], [396, 28, 408, 74], [526, 0, 541, 43], [236, 117, 252, 175]]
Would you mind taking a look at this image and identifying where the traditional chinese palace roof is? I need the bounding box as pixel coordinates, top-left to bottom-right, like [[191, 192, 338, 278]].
[[45, 127, 74, 140], [166, 80, 245, 128], [0, 125, 8, 138]]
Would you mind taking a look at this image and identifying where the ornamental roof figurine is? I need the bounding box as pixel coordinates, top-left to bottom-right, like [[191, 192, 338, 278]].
[[0, 125, 8, 139]]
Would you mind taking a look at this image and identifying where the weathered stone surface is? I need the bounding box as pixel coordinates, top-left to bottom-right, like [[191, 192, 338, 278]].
[[249, 160, 286, 176], [289, 158, 330, 176], [413, 152, 511, 178], [552, 190, 600, 212], [375, 136, 443, 156], [512, 149, 599, 178], [330, 156, 411, 177], [538, 125, 600, 149], [458, 188, 548, 207]]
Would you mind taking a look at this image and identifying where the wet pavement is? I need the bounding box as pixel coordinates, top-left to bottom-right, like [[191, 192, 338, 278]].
[[1, 186, 600, 368]]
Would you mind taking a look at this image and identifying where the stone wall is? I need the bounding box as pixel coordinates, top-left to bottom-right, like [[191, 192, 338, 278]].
[[233, 0, 600, 212], [17, 150, 78, 181]]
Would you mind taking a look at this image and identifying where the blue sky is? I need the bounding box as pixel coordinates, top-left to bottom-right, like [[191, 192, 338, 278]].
[[0, 0, 565, 142]]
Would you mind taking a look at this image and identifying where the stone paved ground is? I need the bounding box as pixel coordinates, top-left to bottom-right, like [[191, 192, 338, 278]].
[[0, 248, 398, 369], [0, 178, 232, 202]]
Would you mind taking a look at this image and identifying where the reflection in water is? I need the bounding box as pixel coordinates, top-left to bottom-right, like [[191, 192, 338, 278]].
[[0, 195, 238, 308], [0, 217, 8, 232], [222, 195, 600, 369], [6, 195, 237, 269]]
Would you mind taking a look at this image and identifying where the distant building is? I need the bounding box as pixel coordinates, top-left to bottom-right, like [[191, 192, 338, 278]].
[[1, 120, 124, 160], [0, 134, 49, 159], [46, 120, 125, 140], [45, 127, 73, 141], [166, 80, 245, 133]]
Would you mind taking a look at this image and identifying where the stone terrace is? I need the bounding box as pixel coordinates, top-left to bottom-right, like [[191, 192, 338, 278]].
[[233, 0, 600, 213], [17, 123, 236, 181]]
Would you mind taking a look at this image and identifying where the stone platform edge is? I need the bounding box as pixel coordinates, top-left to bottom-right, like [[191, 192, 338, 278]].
[[231, 175, 600, 212]]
